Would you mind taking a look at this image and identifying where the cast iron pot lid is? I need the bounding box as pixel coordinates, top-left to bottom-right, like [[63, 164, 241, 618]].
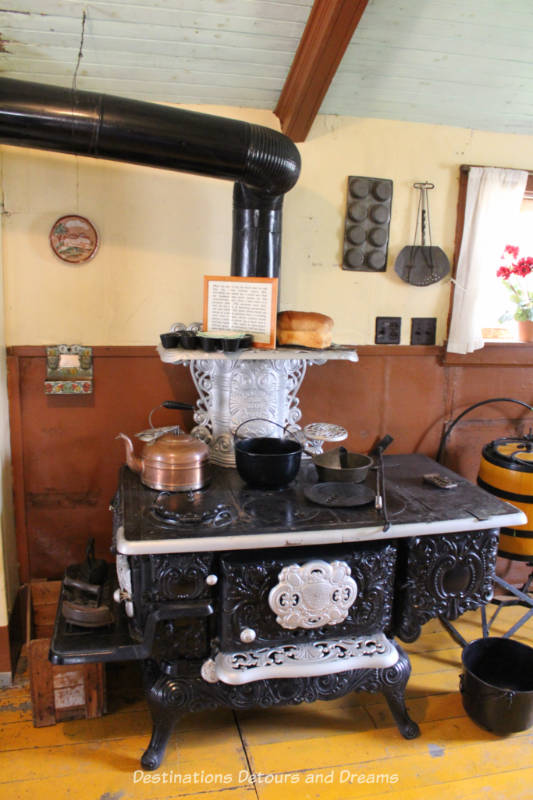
[[304, 482, 375, 507]]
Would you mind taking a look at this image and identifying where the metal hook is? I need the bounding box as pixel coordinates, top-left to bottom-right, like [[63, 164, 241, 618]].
[[412, 182, 436, 247]]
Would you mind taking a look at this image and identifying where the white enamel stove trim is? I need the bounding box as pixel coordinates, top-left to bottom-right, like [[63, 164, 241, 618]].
[[115, 509, 527, 555], [200, 633, 398, 685], [268, 559, 357, 629], [113, 541, 135, 618]]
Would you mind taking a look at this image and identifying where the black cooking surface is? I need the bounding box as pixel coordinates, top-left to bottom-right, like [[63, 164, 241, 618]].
[[118, 454, 520, 543]]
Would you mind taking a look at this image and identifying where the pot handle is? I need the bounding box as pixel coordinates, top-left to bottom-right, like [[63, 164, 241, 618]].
[[460, 673, 517, 706], [233, 418, 298, 441]]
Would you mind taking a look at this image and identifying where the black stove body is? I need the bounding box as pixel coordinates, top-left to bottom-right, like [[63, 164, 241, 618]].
[[51, 454, 524, 769]]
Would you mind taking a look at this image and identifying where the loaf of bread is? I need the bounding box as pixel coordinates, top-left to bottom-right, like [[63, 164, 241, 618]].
[[277, 311, 333, 349]]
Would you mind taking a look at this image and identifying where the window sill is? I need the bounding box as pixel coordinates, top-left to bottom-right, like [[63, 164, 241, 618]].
[[442, 341, 533, 366]]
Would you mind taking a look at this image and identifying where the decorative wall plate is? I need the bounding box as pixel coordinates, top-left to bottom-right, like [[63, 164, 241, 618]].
[[50, 215, 99, 263]]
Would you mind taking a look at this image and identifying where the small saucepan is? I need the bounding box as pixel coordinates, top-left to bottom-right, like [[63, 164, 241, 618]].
[[234, 418, 302, 489], [312, 446, 373, 483]]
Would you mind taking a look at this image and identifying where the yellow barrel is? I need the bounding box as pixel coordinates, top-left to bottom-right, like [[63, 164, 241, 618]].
[[478, 437, 533, 561]]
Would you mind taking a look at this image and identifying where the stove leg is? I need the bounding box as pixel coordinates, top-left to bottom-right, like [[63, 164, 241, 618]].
[[141, 702, 176, 770], [377, 645, 420, 739], [382, 686, 420, 739], [140, 662, 178, 770]]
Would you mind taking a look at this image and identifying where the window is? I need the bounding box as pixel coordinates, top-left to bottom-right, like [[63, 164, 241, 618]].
[[447, 167, 531, 355], [480, 192, 533, 341]]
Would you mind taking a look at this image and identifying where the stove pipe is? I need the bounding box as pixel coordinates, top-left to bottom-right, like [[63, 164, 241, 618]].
[[0, 78, 301, 278]]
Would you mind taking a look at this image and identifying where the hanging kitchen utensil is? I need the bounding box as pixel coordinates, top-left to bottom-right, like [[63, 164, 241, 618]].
[[394, 182, 450, 286]]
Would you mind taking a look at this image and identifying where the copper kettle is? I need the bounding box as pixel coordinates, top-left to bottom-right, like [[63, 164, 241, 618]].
[[117, 402, 210, 492]]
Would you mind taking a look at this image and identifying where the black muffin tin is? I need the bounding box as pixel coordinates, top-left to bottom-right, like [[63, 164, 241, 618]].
[[160, 331, 253, 352], [198, 334, 253, 353], [342, 176, 393, 272], [160, 332, 182, 348]]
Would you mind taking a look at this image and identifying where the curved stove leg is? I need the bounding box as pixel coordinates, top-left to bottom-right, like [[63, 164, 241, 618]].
[[141, 702, 176, 770], [381, 646, 420, 739], [140, 661, 178, 770], [383, 686, 420, 739]]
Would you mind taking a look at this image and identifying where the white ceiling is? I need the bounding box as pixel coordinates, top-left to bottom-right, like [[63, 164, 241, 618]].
[[0, 0, 532, 137]]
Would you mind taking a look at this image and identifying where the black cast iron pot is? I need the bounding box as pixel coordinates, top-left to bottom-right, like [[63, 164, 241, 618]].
[[234, 418, 302, 490], [461, 637, 533, 735]]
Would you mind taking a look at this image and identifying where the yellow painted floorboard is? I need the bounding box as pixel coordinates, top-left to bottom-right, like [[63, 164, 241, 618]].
[[0, 605, 532, 799]]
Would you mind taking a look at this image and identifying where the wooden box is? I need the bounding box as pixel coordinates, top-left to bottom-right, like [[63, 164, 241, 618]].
[[27, 580, 106, 727]]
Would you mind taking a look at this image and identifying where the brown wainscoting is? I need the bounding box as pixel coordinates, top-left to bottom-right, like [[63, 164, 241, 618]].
[[7, 346, 197, 581], [0, 626, 11, 676], [7, 344, 533, 582]]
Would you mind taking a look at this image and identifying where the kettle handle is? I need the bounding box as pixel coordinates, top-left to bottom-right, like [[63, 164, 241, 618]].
[[147, 401, 194, 430], [162, 401, 194, 411]]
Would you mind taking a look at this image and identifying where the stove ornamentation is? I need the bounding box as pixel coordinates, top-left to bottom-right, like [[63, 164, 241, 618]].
[[145, 644, 418, 769], [201, 633, 397, 685], [149, 500, 234, 528], [394, 530, 499, 642], [268, 559, 358, 629], [187, 358, 308, 467]]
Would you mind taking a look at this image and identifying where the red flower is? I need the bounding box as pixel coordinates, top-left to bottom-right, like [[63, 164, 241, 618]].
[[504, 244, 520, 259], [512, 258, 533, 278], [497, 266, 512, 279]]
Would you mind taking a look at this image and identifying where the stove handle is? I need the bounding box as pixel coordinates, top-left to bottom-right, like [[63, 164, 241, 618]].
[[369, 434, 394, 532], [369, 434, 394, 456]]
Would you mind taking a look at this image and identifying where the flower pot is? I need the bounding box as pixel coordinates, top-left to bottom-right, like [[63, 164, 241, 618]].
[[517, 320, 533, 342]]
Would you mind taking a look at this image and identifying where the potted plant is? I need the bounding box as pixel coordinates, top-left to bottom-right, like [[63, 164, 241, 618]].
[[497, 245, 533, 341]]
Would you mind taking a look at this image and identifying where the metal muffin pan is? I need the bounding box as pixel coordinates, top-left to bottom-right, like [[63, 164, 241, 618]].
[[342, 176, 393, 272], [160, 331, 253, 352]]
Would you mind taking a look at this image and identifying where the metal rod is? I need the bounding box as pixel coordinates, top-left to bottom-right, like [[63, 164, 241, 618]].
[[436, 397, 533, 464], [439, 616, 469, 648]]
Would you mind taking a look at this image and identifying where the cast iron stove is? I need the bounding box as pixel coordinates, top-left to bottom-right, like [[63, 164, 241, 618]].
[[50, 454, 526, 769]]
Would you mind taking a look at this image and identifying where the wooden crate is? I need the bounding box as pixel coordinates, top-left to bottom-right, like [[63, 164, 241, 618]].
[[27, 580, 106, 727]]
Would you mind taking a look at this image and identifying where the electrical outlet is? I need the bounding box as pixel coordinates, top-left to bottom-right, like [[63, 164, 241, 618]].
[[375, 316, 401, 344], [410, 317, 436, 345]]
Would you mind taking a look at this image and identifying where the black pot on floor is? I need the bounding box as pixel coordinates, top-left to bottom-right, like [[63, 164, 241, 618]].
[[461, 637, 533, 735]]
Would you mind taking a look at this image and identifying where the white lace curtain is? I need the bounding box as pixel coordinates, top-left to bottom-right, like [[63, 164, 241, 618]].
[[447, 166, 528, 354]]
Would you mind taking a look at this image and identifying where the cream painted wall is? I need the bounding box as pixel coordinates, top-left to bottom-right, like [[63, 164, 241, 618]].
[[0, 157, 18, 627], [2, 108, 533, 349]]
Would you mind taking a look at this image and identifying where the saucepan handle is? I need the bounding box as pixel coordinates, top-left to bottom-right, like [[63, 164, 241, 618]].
[[233, 418, 297, 441]]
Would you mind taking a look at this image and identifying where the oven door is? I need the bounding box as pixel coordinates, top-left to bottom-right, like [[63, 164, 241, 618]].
[[218, 541, 396, 651]]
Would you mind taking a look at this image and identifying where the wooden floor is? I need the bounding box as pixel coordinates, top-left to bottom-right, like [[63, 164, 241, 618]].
[[2, 606, 533, 800]]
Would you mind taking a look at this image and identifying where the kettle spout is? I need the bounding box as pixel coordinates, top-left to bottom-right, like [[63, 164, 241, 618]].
[[116, 433, 142, 475]]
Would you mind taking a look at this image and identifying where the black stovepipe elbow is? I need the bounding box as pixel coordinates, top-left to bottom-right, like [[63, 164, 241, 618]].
[[0, 78, 301, 278]]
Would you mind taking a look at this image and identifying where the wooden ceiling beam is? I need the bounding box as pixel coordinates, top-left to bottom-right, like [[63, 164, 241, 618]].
[[275, 0, 369, 143]]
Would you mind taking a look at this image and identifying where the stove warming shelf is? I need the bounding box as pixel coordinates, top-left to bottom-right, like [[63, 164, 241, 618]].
[[157, 345, 358, 467]]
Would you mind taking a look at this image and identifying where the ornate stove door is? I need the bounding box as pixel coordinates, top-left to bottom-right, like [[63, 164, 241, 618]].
[[218, 542, 397, 650], [394, 529, 499, 642]]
